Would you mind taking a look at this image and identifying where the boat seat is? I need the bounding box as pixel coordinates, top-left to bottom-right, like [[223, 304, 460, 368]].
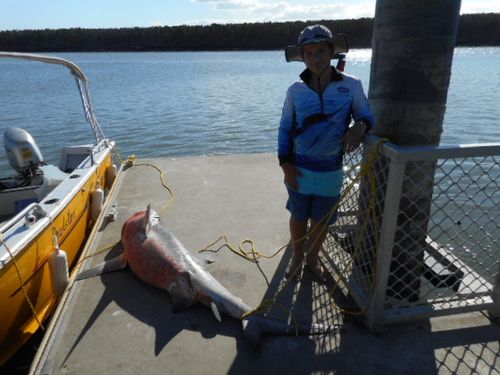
[[59, 145, 93, 173]]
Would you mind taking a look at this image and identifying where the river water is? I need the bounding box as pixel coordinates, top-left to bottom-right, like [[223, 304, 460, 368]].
[[0, 48, 499, 373], [0, 48, 498, 172]]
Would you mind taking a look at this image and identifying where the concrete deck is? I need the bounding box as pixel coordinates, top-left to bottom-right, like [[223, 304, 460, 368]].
[[31, 154, 500, 375]]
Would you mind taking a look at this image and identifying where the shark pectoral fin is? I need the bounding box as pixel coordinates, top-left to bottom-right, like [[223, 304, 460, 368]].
[[170, 272, 197, 313], [76, 254, 127, 280], [210, 302, 222, 322], [171, 292, 196, 313]]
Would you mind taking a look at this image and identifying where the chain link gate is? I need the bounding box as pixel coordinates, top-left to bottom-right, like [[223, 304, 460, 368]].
[[322, 136, 500, 331]]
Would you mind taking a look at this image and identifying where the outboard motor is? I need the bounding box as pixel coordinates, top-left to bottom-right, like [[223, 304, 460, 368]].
[[4, 127, 44, 177]]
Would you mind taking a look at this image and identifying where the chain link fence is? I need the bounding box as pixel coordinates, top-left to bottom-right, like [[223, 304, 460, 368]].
[[322, 136, 500, 330]]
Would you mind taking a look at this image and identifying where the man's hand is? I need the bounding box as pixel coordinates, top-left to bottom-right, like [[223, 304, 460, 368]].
[[343, 121, 368, 153], [281, 163, 301, 191]]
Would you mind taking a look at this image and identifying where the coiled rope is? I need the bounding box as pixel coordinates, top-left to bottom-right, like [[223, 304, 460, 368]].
[[80, 140, 387, 329]]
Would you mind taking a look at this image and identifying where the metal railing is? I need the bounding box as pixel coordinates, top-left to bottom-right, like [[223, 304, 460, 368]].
[[323, 136, 500, 331]]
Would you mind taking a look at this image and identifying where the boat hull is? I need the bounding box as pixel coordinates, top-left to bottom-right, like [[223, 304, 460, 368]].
[[0, 146, 115, 367]]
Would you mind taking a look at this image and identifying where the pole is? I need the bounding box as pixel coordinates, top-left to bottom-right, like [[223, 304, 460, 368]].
[[367, 0, 461, 302]]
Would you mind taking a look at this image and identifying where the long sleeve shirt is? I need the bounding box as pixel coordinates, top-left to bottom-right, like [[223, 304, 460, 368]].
[[278, 67, 374, 196]]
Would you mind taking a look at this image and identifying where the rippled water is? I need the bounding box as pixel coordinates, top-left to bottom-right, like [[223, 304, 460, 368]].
[[0, 48, 498, 174], [0, 48, 498, 372]]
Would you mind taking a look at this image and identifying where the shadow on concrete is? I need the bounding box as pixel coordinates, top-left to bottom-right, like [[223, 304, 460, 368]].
[[61, 241, 500, 374], [228, 245, 348, 375], [429, 322, 500, 374], [227, 245, 500, 375], [62, 244, 251, 368]]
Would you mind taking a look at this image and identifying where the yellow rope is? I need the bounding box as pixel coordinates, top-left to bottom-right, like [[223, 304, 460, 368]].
[[84, 141, 387, 327], [76, 241, 119, 268], [81, 149, 175, 263], [131, 162, 176, 215], [99, 147, 306, 327], [325, 140, 385, 315], [199, 235, 288, 262], [111, 144, 126, 166], [0, 233, 45, 331], [112, 146, 175, 214], [221, 140, 387, 321]]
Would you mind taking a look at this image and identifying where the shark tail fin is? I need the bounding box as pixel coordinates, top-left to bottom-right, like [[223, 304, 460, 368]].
[[241, 315, 341, 349]]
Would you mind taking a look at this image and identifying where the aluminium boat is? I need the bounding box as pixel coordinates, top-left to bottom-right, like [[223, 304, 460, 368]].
[[0, 52, 118, 366]]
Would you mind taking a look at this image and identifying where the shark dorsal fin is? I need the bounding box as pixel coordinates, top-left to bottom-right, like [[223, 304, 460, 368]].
[[143, 204, 152, 236], [143, 204, 160, 236], [210, 302, 222, 322]]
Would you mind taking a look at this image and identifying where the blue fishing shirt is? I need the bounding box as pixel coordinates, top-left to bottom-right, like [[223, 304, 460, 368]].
[[278, 67, 374, 196]]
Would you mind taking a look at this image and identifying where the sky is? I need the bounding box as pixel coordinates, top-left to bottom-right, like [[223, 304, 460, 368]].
[[0, 0, 499, 31]]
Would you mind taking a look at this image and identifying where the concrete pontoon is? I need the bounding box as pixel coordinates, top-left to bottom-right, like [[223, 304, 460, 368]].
[[31, 154, 499, 375]]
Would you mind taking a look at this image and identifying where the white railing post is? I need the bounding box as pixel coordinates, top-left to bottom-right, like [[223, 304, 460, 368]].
[[367, 156, 406, 331]]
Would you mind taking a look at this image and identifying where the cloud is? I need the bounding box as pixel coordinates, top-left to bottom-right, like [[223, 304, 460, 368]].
[[461, 0, 500, 14], [193, 0, 260, 10], [191, 0, 500, 25], [192, 0, 375, 22]]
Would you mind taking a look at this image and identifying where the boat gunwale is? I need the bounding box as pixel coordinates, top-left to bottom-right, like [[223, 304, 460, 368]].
[[0, 140, 114, 267], [29, 158, 126, 375]]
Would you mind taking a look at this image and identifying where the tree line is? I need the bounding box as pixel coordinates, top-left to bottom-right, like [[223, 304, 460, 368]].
[[0, 13, 498, 52]]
